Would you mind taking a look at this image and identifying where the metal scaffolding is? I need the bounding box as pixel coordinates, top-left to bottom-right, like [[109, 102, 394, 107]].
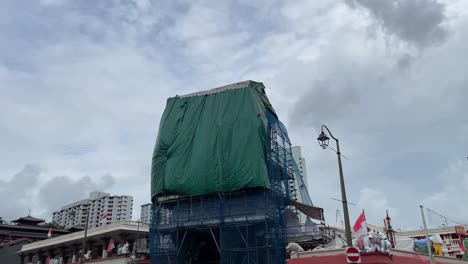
[[150, 110, 297, 264]]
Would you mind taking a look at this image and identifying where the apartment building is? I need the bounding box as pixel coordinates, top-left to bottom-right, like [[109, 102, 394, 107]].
[[52, 192, 133, 229], [140, 203, 152, 224]]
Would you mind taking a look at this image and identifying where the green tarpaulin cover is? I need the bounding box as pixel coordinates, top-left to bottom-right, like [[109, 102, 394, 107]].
[[463, 239, 468, 260], [151, 81, 276, 199]]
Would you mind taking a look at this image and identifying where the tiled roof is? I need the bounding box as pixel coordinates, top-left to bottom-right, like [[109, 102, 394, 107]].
[[12, 216, 45, 223]]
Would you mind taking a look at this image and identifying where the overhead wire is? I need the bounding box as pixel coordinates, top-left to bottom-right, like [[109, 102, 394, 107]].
[[327, 146, 349, 160], [426, 207, 466, 226]]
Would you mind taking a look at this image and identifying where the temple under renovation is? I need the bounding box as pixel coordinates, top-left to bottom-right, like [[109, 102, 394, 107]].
[[150, 81, 321, 264]]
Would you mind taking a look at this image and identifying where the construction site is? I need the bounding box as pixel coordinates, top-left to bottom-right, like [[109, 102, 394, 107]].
[[149, 81, 326, 264]]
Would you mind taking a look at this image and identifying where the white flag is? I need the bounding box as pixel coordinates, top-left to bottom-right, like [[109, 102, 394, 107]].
[[353, 211, 367, 238]]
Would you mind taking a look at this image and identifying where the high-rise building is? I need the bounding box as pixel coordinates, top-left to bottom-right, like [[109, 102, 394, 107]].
[[292, 146, 308, 188], [140, 203, 152, 224], [290, 146, 310, 222], [52, 192, 133, 229], [289, 146, 308, 203]]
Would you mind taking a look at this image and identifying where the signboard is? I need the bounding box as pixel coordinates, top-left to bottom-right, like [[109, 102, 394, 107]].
[[455, 226, 465, 235], [346, 247, 361, 263]]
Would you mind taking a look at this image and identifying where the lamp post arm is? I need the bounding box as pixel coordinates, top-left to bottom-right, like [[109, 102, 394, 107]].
[[321, 125, 338, 142]]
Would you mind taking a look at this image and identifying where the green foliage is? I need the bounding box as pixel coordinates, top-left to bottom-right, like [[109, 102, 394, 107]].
[[45, 221, 64, 229]]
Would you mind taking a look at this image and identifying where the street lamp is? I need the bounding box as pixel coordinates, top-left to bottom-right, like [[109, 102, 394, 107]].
[[70, 208, 90, 264], [317, 125, 352, 246]]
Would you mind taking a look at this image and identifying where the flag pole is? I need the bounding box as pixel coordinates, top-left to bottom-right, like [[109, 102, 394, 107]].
[[363, 209, 367, 232], [420, 205, 434, 264]]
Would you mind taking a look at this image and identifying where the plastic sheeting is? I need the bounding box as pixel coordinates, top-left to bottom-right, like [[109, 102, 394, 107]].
[[429, 234, 443, 244], [429, 234, 448, 256], [414, 235, 447, 256], [395, 237, 415, 251], [414, 238, 429, 254], [290, 200, 324, 221], [286, 209, 320, 239], [305, 217, 320, 235], [151, 81, 274, 199], [286, 208, 302, 236]]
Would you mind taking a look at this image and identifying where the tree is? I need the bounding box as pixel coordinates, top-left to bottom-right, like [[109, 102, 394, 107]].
[[45, 221, 64, 229]]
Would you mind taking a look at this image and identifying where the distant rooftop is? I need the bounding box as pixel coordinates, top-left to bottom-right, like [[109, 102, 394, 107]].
[[11, 215, 45, 225]]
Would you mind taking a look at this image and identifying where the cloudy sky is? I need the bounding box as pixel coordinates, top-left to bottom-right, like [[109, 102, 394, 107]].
[[1, 0, 467, 230]]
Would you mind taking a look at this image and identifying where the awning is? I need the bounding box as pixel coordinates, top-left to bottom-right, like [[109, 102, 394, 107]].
[[290, 200, 324, 221]]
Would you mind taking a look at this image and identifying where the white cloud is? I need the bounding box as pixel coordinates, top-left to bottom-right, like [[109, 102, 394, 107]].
[[172, 4, 230, 40], [1, 0, 467, 229], [422, 159, 468, 228], [39, 0, 65, 6], [0, 165, 117, 220], [347, 0, 448, 49], [0, 165, 41, 219], [356, 188, 398, 227]]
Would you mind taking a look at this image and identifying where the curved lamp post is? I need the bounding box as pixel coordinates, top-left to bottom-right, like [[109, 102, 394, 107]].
[[317, 125, 352, 246]]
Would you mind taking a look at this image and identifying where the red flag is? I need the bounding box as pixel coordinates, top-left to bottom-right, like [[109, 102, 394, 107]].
[[353, 211, 367, 238], [460, 237, 466, 254], [102, 213, 108, 224], [107, 238, 115, 253], [47, 228, 52, 238]]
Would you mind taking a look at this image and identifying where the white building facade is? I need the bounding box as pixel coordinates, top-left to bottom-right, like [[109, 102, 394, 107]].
[[289, 146, 311, 223], [290, 146, 308, 203], [52, 192, 133, 229], [397, 226, 468, 258], [292, 146, 308, 188], [140, 203, 152, 224]]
